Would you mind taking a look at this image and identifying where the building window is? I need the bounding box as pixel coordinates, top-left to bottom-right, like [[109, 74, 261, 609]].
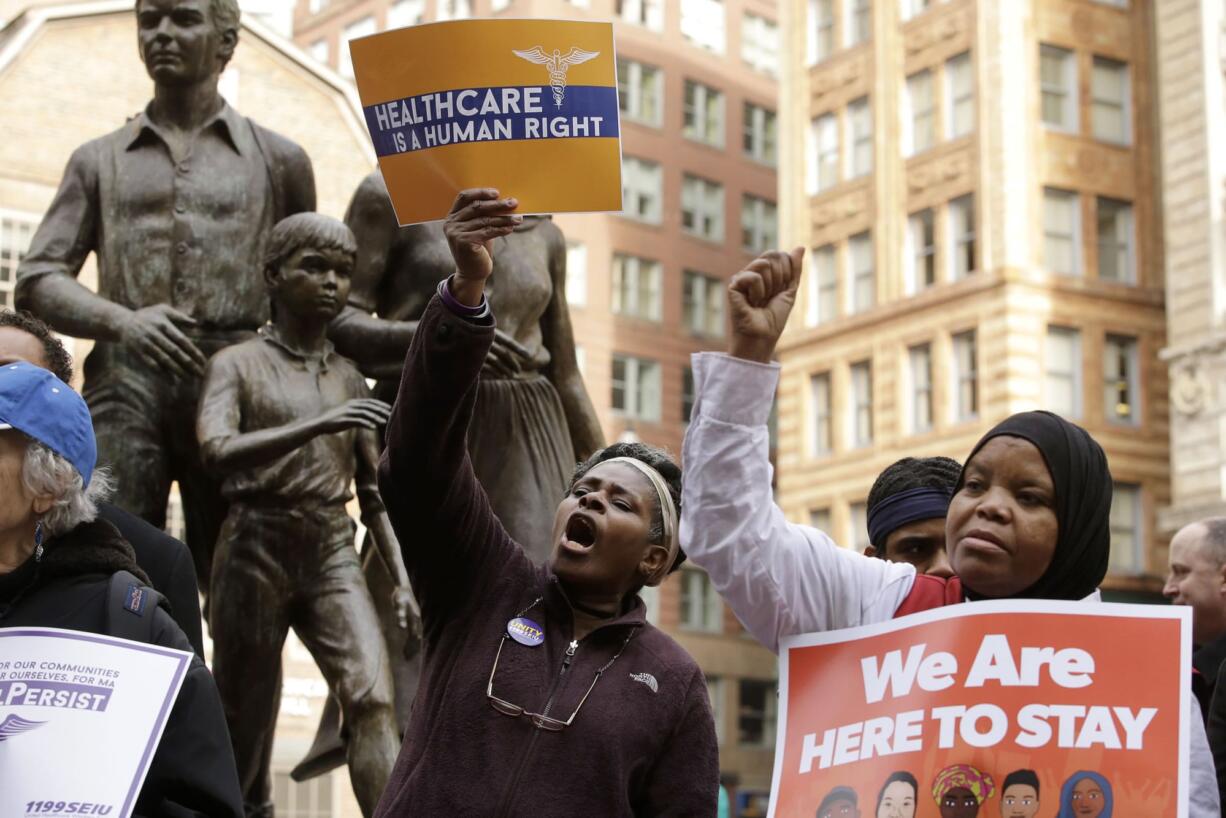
[[944, 51, 973, 139], [743, 103, 777, 165], [808, 113, 839, 194], [1040, 44, 1077, 131], [682, 366, 696, 423], [617, 59, 664, 127], [1096, 198, 1134, 283], [904, 70, 934, 156], [387, 0, 424, 27], [906, 208, 935, 294], [848, 232, 874, 313], [681, 175, 725, 241], [1109, 483, 1143, 573], [807, 0, 834, 65], [952, 330, 978, 421], [909, 343, 933, 433], [681, 0, 725, 54], [611, 354, 661, 421], [1045, 326, 1082, 419], [1091, 56, 1130, 144], [436, 0, 471, 19], [611, 253, 662, 321], [741, 196, 777, 254], [707, 677, 725, 744], [809, 372, 832, 456], [683, 270, 725, 337], [846, 97, 872, 178], [338, 16, 376, 78], [1043, 188, 1081, 276], [809, 507, 831, 532], [807, 244, 838, 326], [737, 679, 777, 747], [616, 0, 664, 30], [680, 566, 723, 632], [0, 213, 36, 309], [742, 13, 779, 76], [621, 156, 663, 224], [849, 360, 872, 447], [1104, 334, 1138, 424], [308, 39, 329, 63], [900, 0, 929, 22], [845, 0, 870, 47], [273, 769, 334, 817], [565, 241, 587, 306], [948, 194, 976, 280], [849, 501, 869, 552], [683, 80, 725, 147]]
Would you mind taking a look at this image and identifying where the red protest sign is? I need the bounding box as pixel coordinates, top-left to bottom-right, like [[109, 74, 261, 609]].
[[769, 601, 1190, 817]]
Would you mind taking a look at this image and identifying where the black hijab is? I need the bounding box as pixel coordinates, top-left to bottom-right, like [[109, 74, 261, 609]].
[[957, 411, 1111, 601]]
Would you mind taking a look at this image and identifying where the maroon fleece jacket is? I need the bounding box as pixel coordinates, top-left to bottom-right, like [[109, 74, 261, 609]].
[[373, 296, 718, 817]]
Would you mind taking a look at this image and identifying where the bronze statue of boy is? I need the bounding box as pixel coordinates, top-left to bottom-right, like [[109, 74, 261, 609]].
[[197, 213, 411, 817]]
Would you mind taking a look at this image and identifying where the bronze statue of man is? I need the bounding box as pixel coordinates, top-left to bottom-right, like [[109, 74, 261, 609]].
[[332, 171, 604, 563], [198, 213, 409, 818], [15, 0, 315, 593]]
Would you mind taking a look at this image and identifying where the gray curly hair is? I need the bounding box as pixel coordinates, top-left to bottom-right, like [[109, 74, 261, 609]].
[[22, 440, 112, 536]]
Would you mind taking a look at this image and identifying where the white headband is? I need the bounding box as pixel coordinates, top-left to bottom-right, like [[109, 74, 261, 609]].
[[602, 456, 680, 587]]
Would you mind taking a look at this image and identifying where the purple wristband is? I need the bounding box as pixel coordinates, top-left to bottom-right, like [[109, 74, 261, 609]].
[[437, 275, 490, 319]]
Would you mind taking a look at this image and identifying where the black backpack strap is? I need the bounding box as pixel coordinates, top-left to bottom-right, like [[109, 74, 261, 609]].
[[105, 570, 161, 644]]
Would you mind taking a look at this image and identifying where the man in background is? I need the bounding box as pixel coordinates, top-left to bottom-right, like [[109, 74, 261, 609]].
[[863, 456, 962, 577]]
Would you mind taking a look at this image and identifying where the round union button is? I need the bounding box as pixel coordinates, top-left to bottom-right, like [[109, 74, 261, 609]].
[[507, 617, 545, 647]]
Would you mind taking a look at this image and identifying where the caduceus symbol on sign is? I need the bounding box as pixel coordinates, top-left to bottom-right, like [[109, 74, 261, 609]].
[[512, 47, 601, 109]]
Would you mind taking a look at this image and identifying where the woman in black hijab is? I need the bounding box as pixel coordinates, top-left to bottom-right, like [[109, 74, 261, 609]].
[[944, 410, 1110, 602], [679, 249, 1219, 814]]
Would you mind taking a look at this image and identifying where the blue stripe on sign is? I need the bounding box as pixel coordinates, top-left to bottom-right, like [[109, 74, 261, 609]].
[[363, 85, 621, 157]]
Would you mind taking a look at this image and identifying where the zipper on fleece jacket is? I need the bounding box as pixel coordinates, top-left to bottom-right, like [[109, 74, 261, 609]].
[[494, 639, 579, 818]]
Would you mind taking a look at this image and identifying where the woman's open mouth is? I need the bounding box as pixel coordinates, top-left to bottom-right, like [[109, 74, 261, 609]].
[[561, 513, 598, 554]]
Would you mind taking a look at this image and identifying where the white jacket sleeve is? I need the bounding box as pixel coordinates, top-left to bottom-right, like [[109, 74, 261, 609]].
[[680, 352, 914, 654], [1190, 699, 1220, 817]]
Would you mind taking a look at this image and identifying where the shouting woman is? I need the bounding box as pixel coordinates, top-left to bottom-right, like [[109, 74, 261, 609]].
[[372, 190, 717, 816]]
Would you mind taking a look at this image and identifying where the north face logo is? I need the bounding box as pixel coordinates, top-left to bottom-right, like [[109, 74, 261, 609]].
[[629, 672, 658, 693]]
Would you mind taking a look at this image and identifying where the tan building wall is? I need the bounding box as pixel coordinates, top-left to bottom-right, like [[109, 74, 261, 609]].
[[293, 0, 783, 803], [1154, 0, 1226, 534], [0, 5, 374, 814], [779, 0, 1168, 595]]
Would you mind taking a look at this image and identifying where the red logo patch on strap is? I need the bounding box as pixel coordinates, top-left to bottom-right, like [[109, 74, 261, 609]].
[[123, 584, 148, 616]]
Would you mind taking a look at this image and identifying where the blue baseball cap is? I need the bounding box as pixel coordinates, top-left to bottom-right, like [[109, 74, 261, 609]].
[[0, 362, 96, 486]]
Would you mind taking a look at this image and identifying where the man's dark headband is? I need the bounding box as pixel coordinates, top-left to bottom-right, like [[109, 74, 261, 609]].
[[867, 486, 952, 547]]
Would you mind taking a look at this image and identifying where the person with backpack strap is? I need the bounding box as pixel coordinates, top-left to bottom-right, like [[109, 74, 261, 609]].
[[0, 362, 242, 817]]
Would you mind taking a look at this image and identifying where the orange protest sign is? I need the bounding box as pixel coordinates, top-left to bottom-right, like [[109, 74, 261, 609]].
[[769, 601, 1190, 818], [349, 19, 622, 225]]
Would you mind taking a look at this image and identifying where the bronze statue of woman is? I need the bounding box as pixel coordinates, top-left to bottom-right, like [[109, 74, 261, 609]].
[[331, 171, 605, 563]]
